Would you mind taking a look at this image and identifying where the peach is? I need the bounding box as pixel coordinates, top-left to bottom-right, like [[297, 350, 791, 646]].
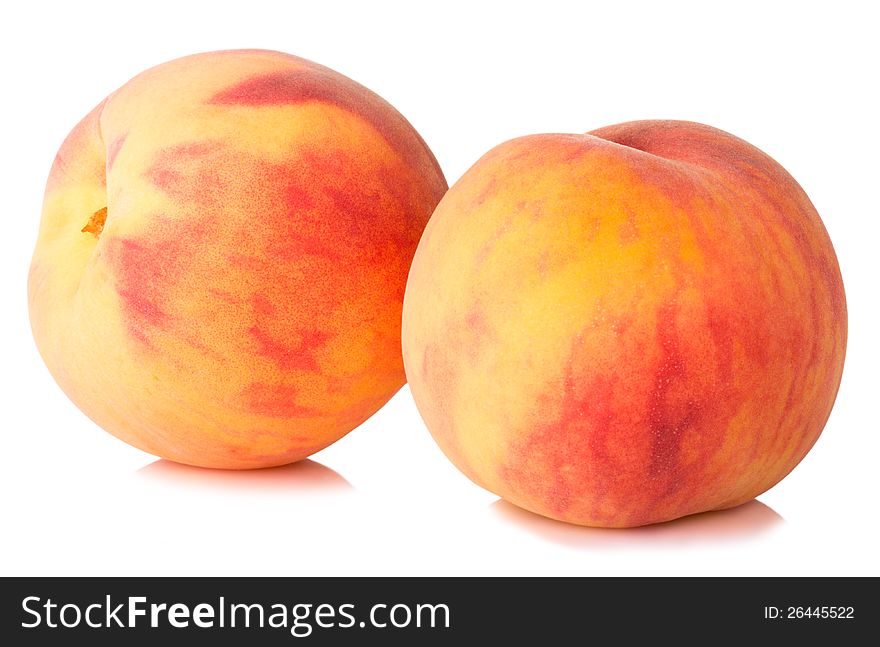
[[29, 49, 446, 468], [402, 120, 846, 527]]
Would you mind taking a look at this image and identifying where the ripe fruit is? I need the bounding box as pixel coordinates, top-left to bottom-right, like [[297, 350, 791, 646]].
[[29, 49, 447, 468], [402, 120, 846, 527]]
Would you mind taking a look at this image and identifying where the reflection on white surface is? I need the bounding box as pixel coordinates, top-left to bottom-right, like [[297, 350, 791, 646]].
[[137, 458, 353, 492], [491, 498, 784, 548]]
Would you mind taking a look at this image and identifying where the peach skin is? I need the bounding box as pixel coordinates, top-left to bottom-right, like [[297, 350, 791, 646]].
[[402, 120, 846, 527], [29, 49, 447, 468]]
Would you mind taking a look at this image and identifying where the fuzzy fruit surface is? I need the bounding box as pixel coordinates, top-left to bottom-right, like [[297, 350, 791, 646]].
[[30, 49, 447, 468], [402, 120, 846, 527]]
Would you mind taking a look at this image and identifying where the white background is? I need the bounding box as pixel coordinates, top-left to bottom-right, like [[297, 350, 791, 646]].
[[1, 1, 877, 576]]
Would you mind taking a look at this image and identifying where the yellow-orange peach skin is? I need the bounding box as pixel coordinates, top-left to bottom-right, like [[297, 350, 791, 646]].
[[29, 49, 447, 468], [401, 121, 846, 528]]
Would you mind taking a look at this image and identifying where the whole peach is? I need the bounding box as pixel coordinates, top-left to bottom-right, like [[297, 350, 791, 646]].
[[402, 120, 846, 527], [29, 49, 447, 468]]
